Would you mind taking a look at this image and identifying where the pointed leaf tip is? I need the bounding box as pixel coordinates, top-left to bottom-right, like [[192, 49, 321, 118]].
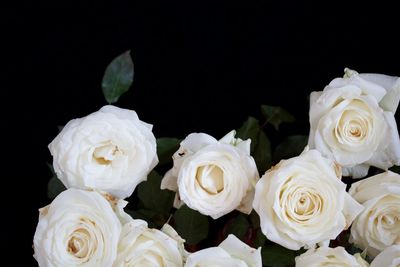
[[101, 50, 134, 104]]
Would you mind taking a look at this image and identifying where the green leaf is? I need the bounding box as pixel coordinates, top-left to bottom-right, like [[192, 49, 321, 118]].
[[125, 209, 157, 228], [262, 244, 297, 267], [47, 176, 66, 199], [46, 163, 66, 198], [226, 214, 250, 239], [261, 105, 295, 131], [345, 243, 363, 255], [273, 135, 308, 164], [389, 165, 400, 174], [237, 117, 272, 173], [254, 130, 272, 173], [46, 162, 55, 174], [137, 171, 175, 215], [249, 210, 261, 229], [101, 50, 134, 104], [237, 116, 260, 139], [254, 229, 267, 248], [173, 205, 209, 245], [157, 137, 181, 166]]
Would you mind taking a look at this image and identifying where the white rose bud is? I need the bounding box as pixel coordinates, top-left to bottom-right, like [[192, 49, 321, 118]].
[[253, 148, 363, 250], [113, 220, 184, 267], [184, 234, 262, 267], [349, 171, 400, 257], [161, 130, 259, 219], [308, 68, 400, 178], [295, 246, 369, 267], [33, 188, 122, 267], [370, 245, 400, 267], [49, 105, 158, 199]]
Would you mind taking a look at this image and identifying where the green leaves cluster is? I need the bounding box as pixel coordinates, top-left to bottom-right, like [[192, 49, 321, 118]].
[[173, 205, 210, 245], [236, 105, 305, 174], [237, 116, 272, 174], [260, 105, 295, 131]]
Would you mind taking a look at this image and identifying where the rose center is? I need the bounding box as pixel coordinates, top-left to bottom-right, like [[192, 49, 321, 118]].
[[281, 185, 323, 223], [336, 101, 372, 146], [381, 214, 399, 229], [196, 164, 224, 194], [93, 143, 120, 165], [294, 193, 316, 215], [348, 124, 361, 137], [67, 228, 90, 258]]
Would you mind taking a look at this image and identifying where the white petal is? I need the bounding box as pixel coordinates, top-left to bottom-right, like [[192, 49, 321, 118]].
[[359, 73, 398, 91], [349, 171, 400, 203], [219, 130, 237, 144], [379, 78, 400, 112], [180, 133, 217, 153], [219, 235, 262, 267], [236, 187, 255, 215], [100, 105, 140, 122], [173, 192, 184, 209], [161, 169, 178, 191], [184, 247, 233, 267], [370, 245, 400, 267], [351, 75, 387, 102], [235, 139, 251, 155], [342, 164, 370, 178], [342, 194, 364, 229], [366, 112, 400, 169], [310, 91, 323, 106]]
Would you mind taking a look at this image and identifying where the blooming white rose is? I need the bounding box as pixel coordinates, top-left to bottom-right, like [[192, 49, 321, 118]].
[[161, 130, 259, 219], [308, 68, 400, 178], [349, 171, 400, 257], [184, 234, 261, 267], [253, 148, 363, 250], [33, 188, 122, 267], [295, 246, 369, 267], [370, 245, 400, 267], [113, 219, 184, 267], [49, 105, 158, 199]]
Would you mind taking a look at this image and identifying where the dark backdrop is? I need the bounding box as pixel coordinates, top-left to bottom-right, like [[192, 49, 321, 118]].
[[4, 1, 400, 266]]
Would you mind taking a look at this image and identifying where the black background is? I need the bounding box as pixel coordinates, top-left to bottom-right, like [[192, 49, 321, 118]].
[[4, 1, 400, 266]]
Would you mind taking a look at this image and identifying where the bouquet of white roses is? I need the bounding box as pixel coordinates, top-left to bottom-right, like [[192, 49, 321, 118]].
[[33, 51, 400, 267]]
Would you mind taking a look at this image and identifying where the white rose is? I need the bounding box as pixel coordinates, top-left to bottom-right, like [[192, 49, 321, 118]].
[[253, 148, 363, 250], [161, 130, 259, 219], [295, 246, 369, 267], [370, 245, 400, 267], [33, 188, 122, 267], [349, 171, 400, 257], [49, 105, 158, 199], [308, 68, 400, 178], [184, 234, 261, 267], [113, 220, 184, 267]]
